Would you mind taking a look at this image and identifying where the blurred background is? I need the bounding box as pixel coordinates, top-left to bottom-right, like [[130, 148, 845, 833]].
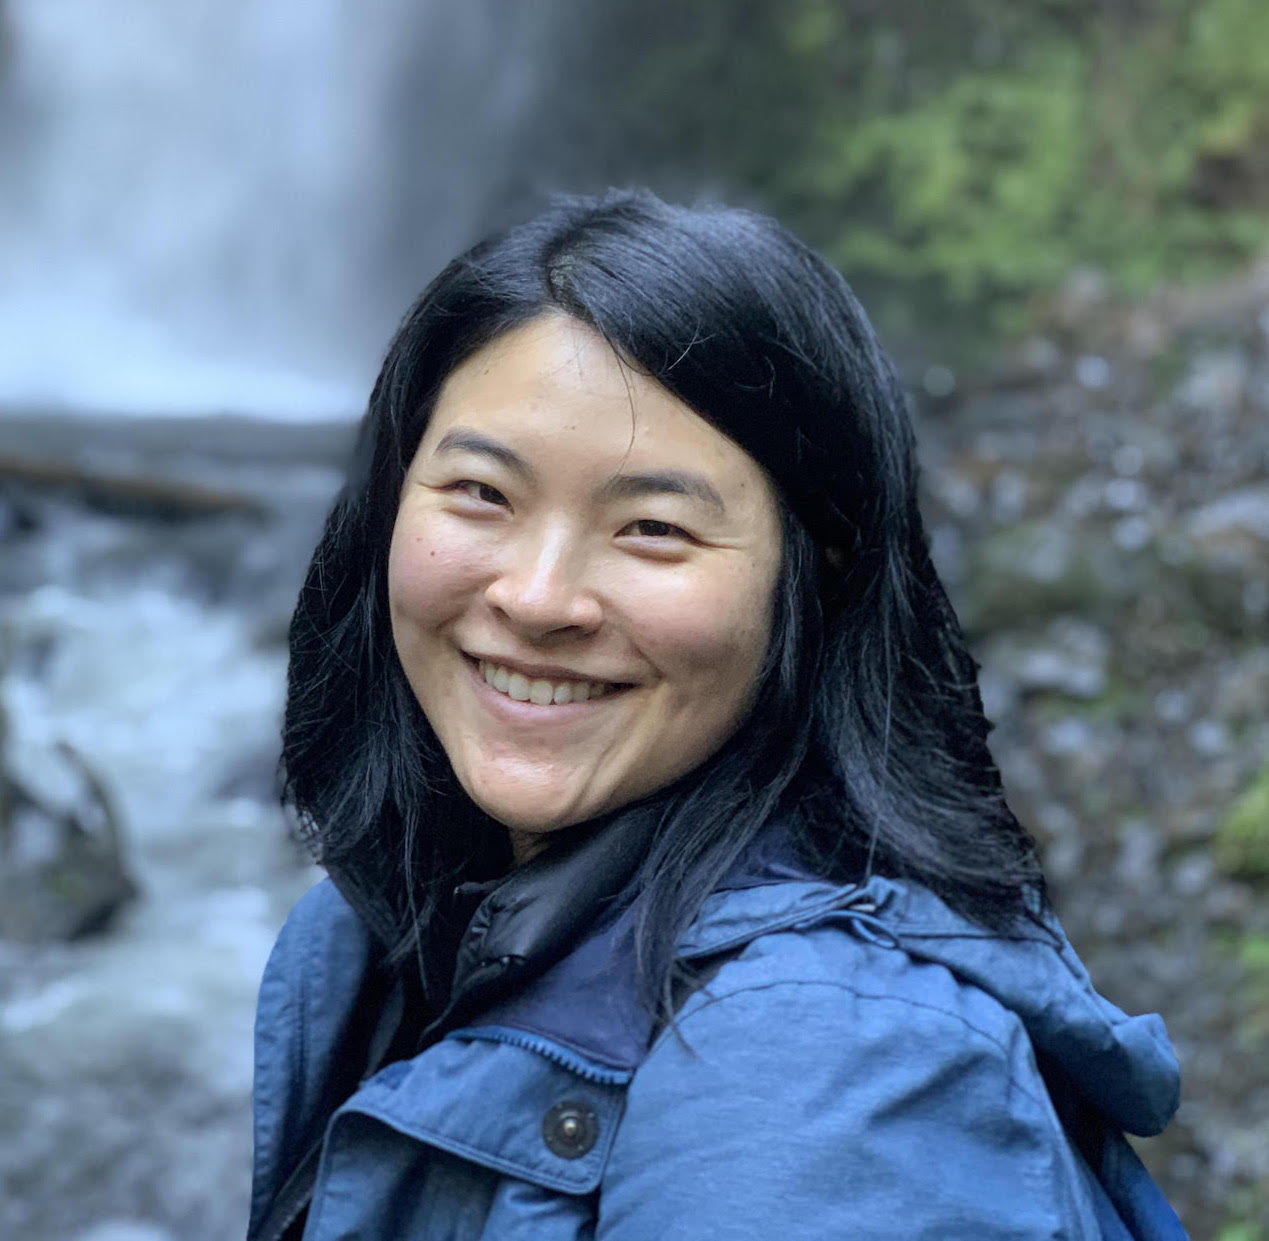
[[0, 2, 1266, 1238]]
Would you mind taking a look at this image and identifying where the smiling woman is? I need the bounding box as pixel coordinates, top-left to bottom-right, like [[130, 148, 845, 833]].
[[388, 315, 782, 849], [249, 191, 1187, 1240]]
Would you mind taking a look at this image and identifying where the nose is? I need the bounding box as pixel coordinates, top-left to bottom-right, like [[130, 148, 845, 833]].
[[483, 524, 603, 640]]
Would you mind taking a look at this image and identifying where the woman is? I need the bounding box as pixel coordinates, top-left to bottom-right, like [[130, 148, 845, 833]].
[[248, 190, 1187, 1240]]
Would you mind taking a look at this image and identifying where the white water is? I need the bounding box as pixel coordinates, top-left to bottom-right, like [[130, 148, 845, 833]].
[[0, 6, 571, 1231], [0, 0, 558, 421], [0, 490, 323, 1241]]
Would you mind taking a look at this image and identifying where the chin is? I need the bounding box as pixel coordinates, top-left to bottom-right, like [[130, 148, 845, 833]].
[[462, 772, 610, 834]]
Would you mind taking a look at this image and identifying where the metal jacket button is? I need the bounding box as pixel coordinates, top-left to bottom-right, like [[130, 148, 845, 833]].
[[543, 1100, 599, 1158]]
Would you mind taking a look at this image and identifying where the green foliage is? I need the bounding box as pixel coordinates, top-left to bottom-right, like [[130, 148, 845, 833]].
[[1217, 765, 1269, 881], [1212, 927, 1269, 1052], [570, 0, 1269, 349], [822, 51, 1086, 300], [786, 0, 1269, 334], [1216, 1223, 1264, 1241]]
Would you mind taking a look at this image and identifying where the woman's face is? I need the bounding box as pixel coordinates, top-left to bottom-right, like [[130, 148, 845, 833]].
[[388, 314, 782, 860]]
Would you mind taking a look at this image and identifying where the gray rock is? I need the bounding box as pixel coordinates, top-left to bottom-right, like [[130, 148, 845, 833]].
[[962, 520, 1153, 631], [1177, 350, 1250, 419], [0, 743, 137, 943], [1187, 485, 1269, 547], [1075, 354, 1112, 390], [979, 618, 1109, 702], [1187, 719, 1231, 757]]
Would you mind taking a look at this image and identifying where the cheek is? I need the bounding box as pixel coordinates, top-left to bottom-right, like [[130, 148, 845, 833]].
[[636, 564, 774, 693], [388, 514, 488, 627]]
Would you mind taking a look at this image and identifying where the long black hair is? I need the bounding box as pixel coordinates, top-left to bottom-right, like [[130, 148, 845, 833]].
[[282, 188, 1043, 1015]]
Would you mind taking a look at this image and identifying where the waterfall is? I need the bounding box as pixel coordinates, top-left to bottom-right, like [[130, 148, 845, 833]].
[[0, 9, 571, 1236], [0, 0, 560, 421]]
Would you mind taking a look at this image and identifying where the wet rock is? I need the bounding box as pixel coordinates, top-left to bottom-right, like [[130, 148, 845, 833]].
[[1170, 851, 1215, 898], [1213, 649, 1269, 723], [977, 618, 1109, 715], [1075, 354, 1112, 390], [1187, 719, 1231, 758], [1154, 688, 1191, 724], [1177, 350, 1250, 420], [962, 521, 1146, 631], [0, 886, 281, 1241], [0, 743, 137, 942], [1116, 819, 1165, 889], [1185, 486, 1269, 575], [927, 522, 967, 588], [1040, 715, 1098, 757]]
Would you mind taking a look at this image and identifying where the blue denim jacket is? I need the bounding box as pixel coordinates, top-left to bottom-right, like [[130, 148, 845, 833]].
[[248, 869, 1187, 1240]]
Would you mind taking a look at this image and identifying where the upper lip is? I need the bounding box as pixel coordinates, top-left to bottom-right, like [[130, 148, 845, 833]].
[[466, 651, 631, 685]]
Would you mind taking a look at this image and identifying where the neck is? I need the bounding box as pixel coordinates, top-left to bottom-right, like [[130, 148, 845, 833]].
[[506, 827, 552, 867]]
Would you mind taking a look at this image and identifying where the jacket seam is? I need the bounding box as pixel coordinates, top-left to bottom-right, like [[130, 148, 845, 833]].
[[249, 903, 317, 1239], [294, 912, 315, 1143], [658, 976, 1055, 1115], [896, 929, 1141, 1040], [335, 1103, 605, 1195]]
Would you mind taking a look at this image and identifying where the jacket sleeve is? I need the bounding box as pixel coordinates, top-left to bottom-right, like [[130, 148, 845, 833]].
[[596, 977, 1099, 1241]]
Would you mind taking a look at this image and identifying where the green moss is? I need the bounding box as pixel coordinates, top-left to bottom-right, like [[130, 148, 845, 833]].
[[1238, 935, 1269, 972], [1216, 1224, 1264, 1241], [1217, 765, 1269, 880], [577, 0, 1269, 352], [1071, 682, 1139, 723], [805, 0, 1269, 329], [1221, 931, 1269, 1050]]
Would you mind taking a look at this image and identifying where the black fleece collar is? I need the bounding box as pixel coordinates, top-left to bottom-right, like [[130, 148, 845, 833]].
[[443, 797, 666, 1020]]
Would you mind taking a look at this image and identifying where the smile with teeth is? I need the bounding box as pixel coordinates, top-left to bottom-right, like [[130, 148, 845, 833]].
[[477, 659, 620, 706]]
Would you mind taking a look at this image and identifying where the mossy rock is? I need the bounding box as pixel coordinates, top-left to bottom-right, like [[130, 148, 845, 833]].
[[1216, 1220, 1267, 1241], [960, 521, 1147, 632], [1216, 765, 1269, 880]]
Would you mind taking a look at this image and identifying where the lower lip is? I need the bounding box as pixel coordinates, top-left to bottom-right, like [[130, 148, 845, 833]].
[[463, 656, 629, 723]]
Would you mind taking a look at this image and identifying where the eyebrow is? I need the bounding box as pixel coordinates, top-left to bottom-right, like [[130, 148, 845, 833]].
[[433, 428, 537, 481], [432, 426, 727, 514], [597, 470, 726, 514]]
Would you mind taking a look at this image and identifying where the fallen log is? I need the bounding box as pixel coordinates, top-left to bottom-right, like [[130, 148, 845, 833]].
[[0, 451, 269, 521]]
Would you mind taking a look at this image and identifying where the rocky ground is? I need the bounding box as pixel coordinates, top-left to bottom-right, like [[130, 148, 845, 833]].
[[918, 260, 1269, 1239], [0, 263, 1265, 1240]]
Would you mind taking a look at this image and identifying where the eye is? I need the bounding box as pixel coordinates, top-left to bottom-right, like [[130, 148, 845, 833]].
[[620, 519, 690, 539], [452, 480, 509, 507]]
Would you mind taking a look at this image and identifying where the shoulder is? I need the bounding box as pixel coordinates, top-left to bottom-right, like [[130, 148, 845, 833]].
[[671, 908, 1053, 1111], [672, 875, 1056, 1079], [251, 878, 384, 1230], [262, 878, 370, 988], [255, 877, 380, 1053], [601, 891, 1097, 1239]]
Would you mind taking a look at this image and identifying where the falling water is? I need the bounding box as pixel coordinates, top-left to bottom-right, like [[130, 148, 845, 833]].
[[0, 0, 559, 419], [0, 5, 569, 1237]]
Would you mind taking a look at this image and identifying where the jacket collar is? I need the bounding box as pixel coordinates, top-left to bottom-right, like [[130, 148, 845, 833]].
[[441, 797, 665, 1019], [331, 811, 1179, 1142], [448, 815, 821, 1073], [454, 857, 1178, 1140]]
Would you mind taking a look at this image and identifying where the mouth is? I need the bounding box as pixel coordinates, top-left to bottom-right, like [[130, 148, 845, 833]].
[[466, 655, 630, 707]]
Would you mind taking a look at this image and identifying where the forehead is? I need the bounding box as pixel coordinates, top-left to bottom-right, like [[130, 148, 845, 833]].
[[422, 314, 768, 488]]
